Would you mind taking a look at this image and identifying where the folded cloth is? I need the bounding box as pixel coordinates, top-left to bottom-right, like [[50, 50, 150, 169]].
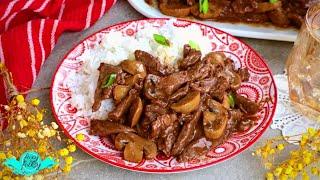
[[0, 0, 116, 103]]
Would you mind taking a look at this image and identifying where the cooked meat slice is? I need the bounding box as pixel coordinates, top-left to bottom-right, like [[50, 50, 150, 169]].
[[134, 50, 174, 75], [177, 137, 211, 162], [144, 74, 166, 101], [159, 2, 192, 17], [157, 71, 189, 95], [108, 89, 138, 121], [268, 9, 290, 27], [190, 77, 217, 93], [229, 109, 244, 122], [178, 44, 201, 69], [255, 2, 282, 13], [92, 63, 122, 112], [157, 121, 180, 156], [171, 109, 202, 156], [187, 61, 211, 81], [150, 114, 177, 139], [186, 0, 195, 6], [169, 84, 189, 101], [210, 76, 229, 101], [237, 68, 250, 82], [234, 94, 260, 115], [140, 104, 169, 134], [90, 120, 136, 137]]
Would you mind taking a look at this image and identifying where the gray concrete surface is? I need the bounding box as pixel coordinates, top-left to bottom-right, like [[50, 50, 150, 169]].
[[29, 0, 297, 179]]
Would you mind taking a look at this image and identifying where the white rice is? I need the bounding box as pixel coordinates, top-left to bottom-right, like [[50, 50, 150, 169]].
[[66, 20, 213, 120]]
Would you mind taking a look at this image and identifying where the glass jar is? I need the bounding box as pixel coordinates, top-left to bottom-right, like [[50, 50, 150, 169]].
[[286, 2, 320, 119]]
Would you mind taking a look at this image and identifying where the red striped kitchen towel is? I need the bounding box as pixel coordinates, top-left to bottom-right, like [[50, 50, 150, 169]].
[[0, 0, 116, 103]]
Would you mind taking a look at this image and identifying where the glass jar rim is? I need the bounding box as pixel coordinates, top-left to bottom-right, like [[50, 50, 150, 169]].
[[306, 2, 320, 42]]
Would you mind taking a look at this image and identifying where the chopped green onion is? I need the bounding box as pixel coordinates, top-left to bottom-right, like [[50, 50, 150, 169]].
[[269, 0, 278, 3], [227, 93, 235, 108], [101, 73, 116, 88], [199, 0, 209, 14], [188, 40, 200, 51], [153, 34, 170, 46]]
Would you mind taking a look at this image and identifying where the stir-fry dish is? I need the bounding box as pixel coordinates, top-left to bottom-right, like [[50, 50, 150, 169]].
[[89, 44, 261, 163], [145, 0, 311, 28]]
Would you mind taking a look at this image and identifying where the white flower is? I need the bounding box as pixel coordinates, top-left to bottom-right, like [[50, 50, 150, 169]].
[[17, 132, 26, 138], [51, 122, 59, 130]]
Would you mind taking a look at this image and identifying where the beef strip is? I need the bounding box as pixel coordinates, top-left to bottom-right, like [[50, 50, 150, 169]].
[[234, 94, 260, 115], [171, 109, 202, 156], [135, 50, 174, 75], [90, 120, 136, 137], [92, 63, 122, 112], [190, 77, 217, 93], [108, 89, 138, 121], [178, 44, 202, 70], [156, 71, 190, 95], [157, 120, 180, 156], [169, 84, 189, 101], [150, 114, 178, 139], [210, 76, 229, 101], [177, 137, 211, 162]]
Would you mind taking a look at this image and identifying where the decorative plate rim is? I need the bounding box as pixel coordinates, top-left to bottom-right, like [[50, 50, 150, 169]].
[[50, 18, 278, 174]]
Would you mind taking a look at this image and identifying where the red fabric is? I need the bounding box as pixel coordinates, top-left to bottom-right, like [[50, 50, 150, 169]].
[[0, 0, 116, 103]]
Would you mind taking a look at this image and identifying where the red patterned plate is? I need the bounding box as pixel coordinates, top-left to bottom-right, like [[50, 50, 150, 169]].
[[50, 18, 277, 173]]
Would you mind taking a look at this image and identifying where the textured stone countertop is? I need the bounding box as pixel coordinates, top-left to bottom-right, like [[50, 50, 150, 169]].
[[30, 0, 296, 179]]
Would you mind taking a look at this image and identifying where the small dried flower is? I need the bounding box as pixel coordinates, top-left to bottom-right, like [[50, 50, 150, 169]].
[[31, 98, 40, 106], [76, 133, 85, 141], [67, 145, 76, 152]]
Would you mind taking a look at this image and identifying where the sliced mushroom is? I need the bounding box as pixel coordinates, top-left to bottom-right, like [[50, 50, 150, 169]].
[[120, 60, 146, 79], [90, 120, 136, 137], [115, 133, 157, 163], [113, 85, 130, 102], [124, 74, 141, 86], [171, 91, 200, 114], [255, 2, 282, 13], [203, 110, 228, 140], [222, 94, 230, 109], [169, 84, 189, 101], [128, 97, 143, 127], [230, 73, 242, 90]]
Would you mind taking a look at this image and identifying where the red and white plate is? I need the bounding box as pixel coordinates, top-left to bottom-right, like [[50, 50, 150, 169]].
[[50, 18, 277, 173]]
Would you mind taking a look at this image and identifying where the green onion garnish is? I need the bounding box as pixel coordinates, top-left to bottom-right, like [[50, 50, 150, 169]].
[[101, 73, 116, 88], [269, 0, 278, 3], [227, 93, 235, 108], [153, 34, 170, 46], [199, 0, 209, 14], [188, 40, 200, 51]]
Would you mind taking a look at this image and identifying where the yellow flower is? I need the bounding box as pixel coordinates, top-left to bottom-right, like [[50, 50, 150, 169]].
[[65, 156, 73, 165], [36, 112, 43, 122], [279, 174, 288, 180], [31, 98, 40, 106], [76, 133, 85, 141], [16, 95, 24, 103], [50, 129, 57, 136], [302, 172, 309, 180], [276, 144, 285, 151], [67, 145, 76, 152], [297, 163, 303, 170], [284, 166, 293, 175], [307, 128, 316, 137], [0, 152, 6, 160], [27, 130, 36, 137], [0, 62, 4, 68], [265, 162, 272, 169], [19, 119, 28, 128], [311, 167, 318, 175], [34, 175, 44, 180], [266, 172, 274, 180], [274, 167, 283, 177], [38, 145, 47, 153], [59, 148, 69, 157], [303, 157, 311, 165], [42, 127, 51, 137], [37, 132, 44, 139], [2, 176, 11, 180], [63, 165, 72, 173], [269, 149, 275, 155]]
